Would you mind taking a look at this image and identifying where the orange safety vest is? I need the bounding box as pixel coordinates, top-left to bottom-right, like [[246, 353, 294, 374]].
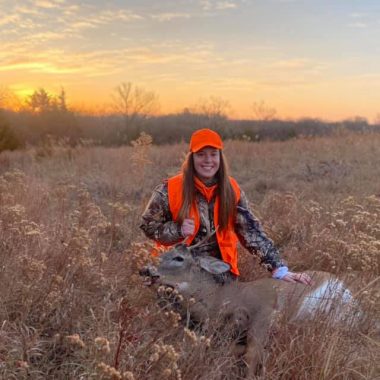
[[158, 174, 241, 275]]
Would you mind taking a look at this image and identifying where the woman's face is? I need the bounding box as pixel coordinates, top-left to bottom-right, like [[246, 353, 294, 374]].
[[193, 147, 220, 181]]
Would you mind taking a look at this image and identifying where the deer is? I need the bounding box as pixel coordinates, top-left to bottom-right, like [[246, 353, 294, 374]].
[[140, 234, 369, 377]]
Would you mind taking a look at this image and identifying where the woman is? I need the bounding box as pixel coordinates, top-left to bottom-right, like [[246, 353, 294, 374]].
[[140, 128, 311, 285]]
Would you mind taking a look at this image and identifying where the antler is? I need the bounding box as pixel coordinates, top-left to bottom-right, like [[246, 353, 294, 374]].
[[188, 225, 219, 251]]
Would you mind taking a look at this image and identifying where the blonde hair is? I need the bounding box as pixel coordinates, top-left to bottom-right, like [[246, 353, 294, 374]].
[[177, 151, 237, 230]]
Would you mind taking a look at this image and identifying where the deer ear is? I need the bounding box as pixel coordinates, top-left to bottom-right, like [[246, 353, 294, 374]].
[[199, 256, 231, 275]]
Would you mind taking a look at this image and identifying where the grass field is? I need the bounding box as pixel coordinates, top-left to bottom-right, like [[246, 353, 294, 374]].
[[0, 131, 379, 379]]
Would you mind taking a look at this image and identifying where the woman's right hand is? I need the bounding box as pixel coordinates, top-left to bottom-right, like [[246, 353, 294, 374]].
[[181, 218, 195, 237]]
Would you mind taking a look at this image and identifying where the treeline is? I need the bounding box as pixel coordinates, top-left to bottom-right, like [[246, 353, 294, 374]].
[[142, 113, 380, 144], [1, 86, 380, 153], [2, 108, 380, 151]]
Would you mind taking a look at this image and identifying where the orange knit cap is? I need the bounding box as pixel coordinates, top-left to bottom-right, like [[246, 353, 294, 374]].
[[189, 129, 223, 153]]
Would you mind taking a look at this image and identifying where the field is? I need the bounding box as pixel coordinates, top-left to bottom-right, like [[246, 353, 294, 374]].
[[0, 131, 379, 379]]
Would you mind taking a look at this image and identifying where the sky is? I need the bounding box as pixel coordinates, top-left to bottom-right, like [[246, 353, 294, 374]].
[[1, 0, 380, 121]]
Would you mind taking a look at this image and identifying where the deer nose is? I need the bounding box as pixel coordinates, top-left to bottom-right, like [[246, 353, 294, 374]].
[[139, 265, 159, 278]]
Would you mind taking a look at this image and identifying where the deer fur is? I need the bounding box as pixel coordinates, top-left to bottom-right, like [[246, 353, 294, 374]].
[[141, 243, 362, 376]]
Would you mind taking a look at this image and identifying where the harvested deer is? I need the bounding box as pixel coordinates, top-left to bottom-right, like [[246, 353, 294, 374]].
[[140, 239, 364, 377]]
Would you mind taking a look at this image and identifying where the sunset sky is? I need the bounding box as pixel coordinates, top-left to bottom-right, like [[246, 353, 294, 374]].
[[1, 0, 380, 121]]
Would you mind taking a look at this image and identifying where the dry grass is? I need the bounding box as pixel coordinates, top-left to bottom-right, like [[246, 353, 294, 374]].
[[0, 131, 379, 379]]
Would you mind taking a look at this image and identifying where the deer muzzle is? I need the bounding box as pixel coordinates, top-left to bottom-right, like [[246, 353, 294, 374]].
[[139, 265, 160, 286]]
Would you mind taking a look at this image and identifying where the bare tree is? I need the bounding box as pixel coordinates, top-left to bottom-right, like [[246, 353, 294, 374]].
[[252, 100, 277, 121], [191, 96, 232, 130], [58, 87, 68, 112], [112, 82, 159, 142], [195, 96, 231, 119], [0, 86, 21, 110]]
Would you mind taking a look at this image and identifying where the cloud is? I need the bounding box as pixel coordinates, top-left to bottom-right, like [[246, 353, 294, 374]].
[[257, 77, 310, 88], [348, 22, 367, 29], [349, 12, 369, 19], [0, 2, 143, 43], [117, 44, 217, 65], [270, 58, 326, 73], [348, 12, 370, 28], [62, 5, 80, 16], [200, 1, 212, 11], [34, 0, 60, 9], [215, 1, 237, 10], [14, 6, 42, 15], [0, 42, 217, 80], [62, 9, 143, 33], [0, 45, 126, 78], [0, 14, 20, 27], [200, 0, 238, 11], [0, 62, 81, 74], [257, 58, 330, 88], [151, 12, 192, 22], [27, 31, 67, 42]]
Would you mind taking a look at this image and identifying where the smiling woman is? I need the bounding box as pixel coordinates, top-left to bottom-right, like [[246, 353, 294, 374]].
[[140, 128, 312, 284]]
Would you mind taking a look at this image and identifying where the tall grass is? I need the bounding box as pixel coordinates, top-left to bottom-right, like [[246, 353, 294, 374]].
[[0, 132, 379, 379]]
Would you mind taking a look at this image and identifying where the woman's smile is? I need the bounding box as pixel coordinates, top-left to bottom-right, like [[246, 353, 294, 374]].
[[193, 147, 220, 181]]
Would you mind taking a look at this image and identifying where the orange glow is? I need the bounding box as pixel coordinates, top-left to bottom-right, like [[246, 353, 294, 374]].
[[1, 1, 379, 122], [1, 79, 377, 123], [12, 86, 34, 100]]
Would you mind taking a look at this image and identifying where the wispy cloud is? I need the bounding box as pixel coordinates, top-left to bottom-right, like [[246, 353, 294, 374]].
[[348, 22, 367, 29], [27, 31, 67, 42], [62, 4, 80, 16], [349, 12, 369, 19], [0, 62, 81, 74], [215, 1, 237, 10], [151, 12, 192, 22], [257, 77, 311, 88], [270, 58, 326, 73], [0, 40, 221, 80], [0, 45, 124, 77], [0, 13, 20, 27], [1, 3, 143, 42], [200, 0, 238, 11], [63, 9, 143, 33], [348, 12, 369, 28], [33, 0, 61, 9], [14, 6, 42, 16]]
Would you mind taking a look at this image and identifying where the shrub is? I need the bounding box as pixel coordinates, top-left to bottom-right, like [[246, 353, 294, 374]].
[[0, 113, 24, 152]]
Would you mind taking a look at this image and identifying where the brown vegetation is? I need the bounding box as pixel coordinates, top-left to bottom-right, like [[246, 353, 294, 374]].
[[0, 132, 379, 379]]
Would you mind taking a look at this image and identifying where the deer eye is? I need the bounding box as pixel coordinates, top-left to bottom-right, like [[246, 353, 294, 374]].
[[173, 256, 184, 262]]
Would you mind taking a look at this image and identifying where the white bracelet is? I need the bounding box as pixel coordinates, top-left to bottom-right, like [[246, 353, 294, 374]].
[[272, 266, 289, 280]]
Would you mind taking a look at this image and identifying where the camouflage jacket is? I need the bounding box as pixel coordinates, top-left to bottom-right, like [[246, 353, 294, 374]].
[[140, 181, 284, 272]]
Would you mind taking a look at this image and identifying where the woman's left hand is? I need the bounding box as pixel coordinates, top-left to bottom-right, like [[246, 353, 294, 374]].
[[282, 271, 313, 285]]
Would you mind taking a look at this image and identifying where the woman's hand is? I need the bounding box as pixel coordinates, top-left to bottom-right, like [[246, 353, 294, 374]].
[[181, 218, 195, 237], [282, 271, 312, 285]]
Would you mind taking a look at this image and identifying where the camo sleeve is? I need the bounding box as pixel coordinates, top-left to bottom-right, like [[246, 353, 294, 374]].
[[235, 190, 285, 272], [140, 182, 184, 245]]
